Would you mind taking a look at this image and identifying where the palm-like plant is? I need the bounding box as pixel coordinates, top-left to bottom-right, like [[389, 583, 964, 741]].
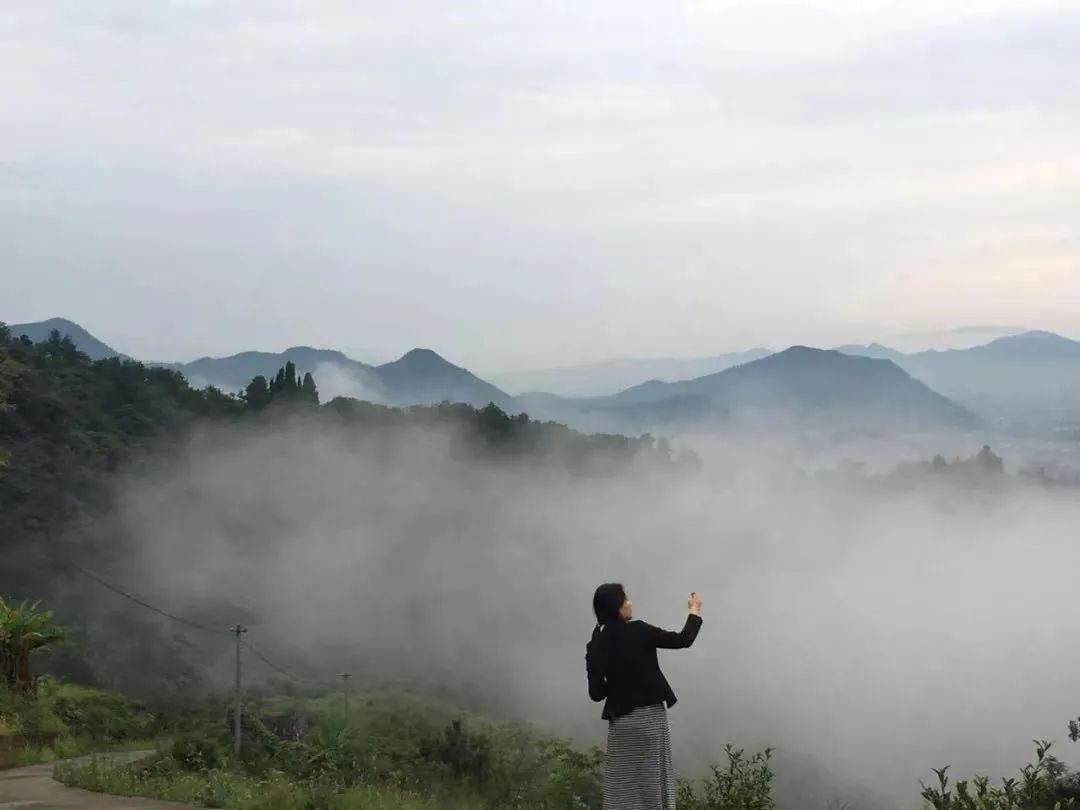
[[0, 597, 65, 694]]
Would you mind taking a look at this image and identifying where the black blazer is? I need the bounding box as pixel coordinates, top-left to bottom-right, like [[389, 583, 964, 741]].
[[585, 614, 703, 721]]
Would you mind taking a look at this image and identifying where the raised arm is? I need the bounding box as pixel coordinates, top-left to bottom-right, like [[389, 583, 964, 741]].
[[641, 613, 703, 649], [642, 591, 704, 649]]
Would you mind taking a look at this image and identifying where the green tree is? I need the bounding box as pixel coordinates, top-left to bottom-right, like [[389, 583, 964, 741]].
[[244, 376, 272, 411], [0, 598, 65, 694], [301, 372, 319, 406]]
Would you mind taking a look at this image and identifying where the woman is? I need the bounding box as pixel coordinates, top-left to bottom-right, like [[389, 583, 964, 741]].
[[586, 584, 703, 810]]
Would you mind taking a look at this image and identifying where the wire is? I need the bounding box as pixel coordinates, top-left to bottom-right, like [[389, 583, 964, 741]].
[[21, 543, 342, 688], [18, 544, 226, 636], [241, 638, 335, 687], [60, 556, 229, 637]]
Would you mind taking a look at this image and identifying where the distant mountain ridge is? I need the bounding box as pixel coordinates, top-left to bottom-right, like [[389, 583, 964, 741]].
[[177, 346, 377, 398], [8, 318, 125, 361], [6, 318, 512, 409], [16, 316, 1078, 434], [490, 348, 773, 397], [583, 346, 979, 432], [179, 345, 512, 409], [837, 331, 1080, 423]]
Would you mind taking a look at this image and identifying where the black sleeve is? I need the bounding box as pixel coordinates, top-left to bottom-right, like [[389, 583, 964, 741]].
[[641, 614, 703, 650], [585, 640, 608, 703]]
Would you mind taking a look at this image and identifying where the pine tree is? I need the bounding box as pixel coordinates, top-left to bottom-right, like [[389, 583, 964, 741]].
[[301, 372, 319, 406]]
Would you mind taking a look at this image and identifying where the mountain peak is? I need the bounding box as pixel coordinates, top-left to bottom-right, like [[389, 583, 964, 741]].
[[381, 348, 456, 372], [7, 317, 124, 360], [34, 317, 82, 331], [402, 347, 444, 361], [770, 345, 863, 364], [994, 330, 1073, 346], [372, 348, 511, 407], [967, 330, 1080, 358], [607, 342, 975, 430]]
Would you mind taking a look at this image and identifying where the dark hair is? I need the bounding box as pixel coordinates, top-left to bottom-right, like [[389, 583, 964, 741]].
[[593, 583, 627, 628]]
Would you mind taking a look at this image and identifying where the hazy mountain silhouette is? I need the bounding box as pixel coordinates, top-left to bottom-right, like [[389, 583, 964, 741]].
[[5, 318, 511, 408], [832, 342, 907, 363], [838, 330, 1080, 425], [375, 348, 512, 407], [583, 347, 979, 432], [181, 346, 511, 408], [887, 324, 1027, 352], [180, 347, 377, 392], [19, 317, 1073, 431], [491, 349, 773, 397], [8, 318, 125, 360]]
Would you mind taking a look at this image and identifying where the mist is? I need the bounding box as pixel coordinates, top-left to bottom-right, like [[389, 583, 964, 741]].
[[97, 416, 1080, 808]]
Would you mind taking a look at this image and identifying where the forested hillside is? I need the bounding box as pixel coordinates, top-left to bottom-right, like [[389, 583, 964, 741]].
[[0, 323, 683, 693]]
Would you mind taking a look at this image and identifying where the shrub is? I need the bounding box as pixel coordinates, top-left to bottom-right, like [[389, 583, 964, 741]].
[[169, 732, 227, 771], [920, 740, 1080, 810], [418, 720, 492, 783], [541, 740, 604, 810], [677, 746, 776, 810]]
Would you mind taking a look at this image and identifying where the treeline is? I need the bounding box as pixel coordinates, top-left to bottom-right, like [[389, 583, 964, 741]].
[[817, 444, 1080, 492]]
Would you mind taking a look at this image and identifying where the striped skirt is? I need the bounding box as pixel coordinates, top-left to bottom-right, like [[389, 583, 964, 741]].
[[604, 703, 676, 810]]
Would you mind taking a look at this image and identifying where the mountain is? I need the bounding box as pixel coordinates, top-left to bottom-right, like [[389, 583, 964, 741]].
[[13, 317, 1070, 431], [374, 348, 512, 408], [6, 319, 512, 410], [178, 346, 512, 408], [178, 347, 379, 398], [7, 318, 125, 360], [833, 342, 906, 362], [490, 349, 773, 397], [886, 325, 1028, 352], [574, 347, 979, 433], [838, 331, 1080, 426]]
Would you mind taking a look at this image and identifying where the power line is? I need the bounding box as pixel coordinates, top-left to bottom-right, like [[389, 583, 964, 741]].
[[24, 544, 344, 691], [25, 547, 227, 636], [241, 638, 337, 688]]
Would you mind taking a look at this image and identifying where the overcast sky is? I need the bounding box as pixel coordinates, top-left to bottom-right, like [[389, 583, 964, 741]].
[[2, 1, 1078, 371]]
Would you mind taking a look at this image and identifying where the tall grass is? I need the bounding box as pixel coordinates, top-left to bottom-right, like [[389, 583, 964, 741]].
[[0, 679, 156, 770], [57, 757, 488, 810]]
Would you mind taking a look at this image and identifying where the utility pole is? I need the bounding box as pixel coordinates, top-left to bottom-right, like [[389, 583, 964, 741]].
[[229, 625, 247, 755], [339, 672, 351, 726]]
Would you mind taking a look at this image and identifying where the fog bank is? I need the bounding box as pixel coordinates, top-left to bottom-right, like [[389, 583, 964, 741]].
[[104, 418, 1080, 807]]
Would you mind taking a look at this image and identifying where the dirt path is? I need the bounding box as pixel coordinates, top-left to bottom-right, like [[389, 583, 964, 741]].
[[0, 751, 194, 809]]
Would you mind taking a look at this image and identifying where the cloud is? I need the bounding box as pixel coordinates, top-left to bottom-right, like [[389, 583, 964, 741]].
[[1, 1, 1078, 367]]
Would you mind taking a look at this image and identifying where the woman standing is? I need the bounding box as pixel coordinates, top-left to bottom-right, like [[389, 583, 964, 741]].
[[586, 584, 703, 810]]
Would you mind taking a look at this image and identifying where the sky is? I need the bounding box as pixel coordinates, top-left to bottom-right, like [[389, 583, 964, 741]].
[[2, 1, 1078, 372]]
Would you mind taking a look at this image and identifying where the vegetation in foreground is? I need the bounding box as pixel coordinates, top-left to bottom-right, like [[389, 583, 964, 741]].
[[53, 700, 1080, 810], [53, 687, 781, 810], [0, 680, 155, 769], [0, 595, 154, 768], [919, 739, 1080, 810]]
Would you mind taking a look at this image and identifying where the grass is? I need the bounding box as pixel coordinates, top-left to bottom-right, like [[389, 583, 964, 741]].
[[0, 679, 158, 770], [0, 736, 151, 770], [56, 757, 488, 809], [51, 687, 595, 809], [47, 687, 777, 809]]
